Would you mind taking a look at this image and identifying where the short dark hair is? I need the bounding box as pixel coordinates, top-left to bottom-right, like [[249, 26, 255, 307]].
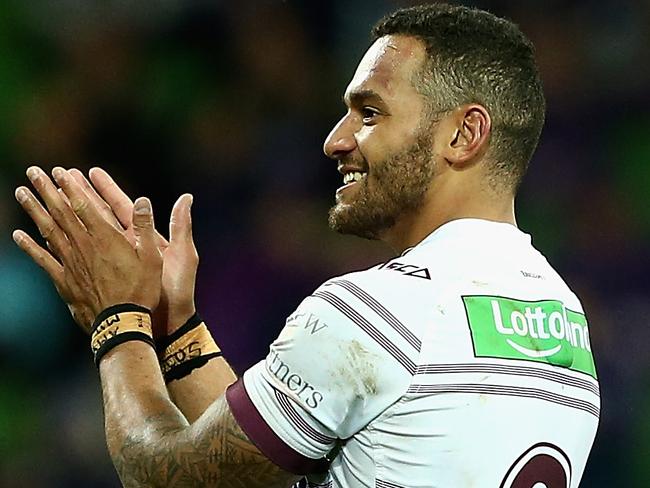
[[372, 3, 545, 192]]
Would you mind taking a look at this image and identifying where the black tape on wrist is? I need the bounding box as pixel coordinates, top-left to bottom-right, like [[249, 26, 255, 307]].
[[155, 312, 203, 353], [92, 303, 151, 335], [163, 352, 223, 382], [94, 332, 155, 366], [157, 313, 223, 383], [91, 304, 154, 366]]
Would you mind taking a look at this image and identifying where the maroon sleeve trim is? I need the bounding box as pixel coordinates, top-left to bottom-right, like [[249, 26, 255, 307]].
[[226, 378, 329, 475]]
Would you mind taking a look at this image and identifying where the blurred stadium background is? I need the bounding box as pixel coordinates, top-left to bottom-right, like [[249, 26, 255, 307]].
[[0, 0, 648, 485]]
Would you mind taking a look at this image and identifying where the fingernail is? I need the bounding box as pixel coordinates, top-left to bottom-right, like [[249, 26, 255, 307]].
[[12, 230, 24, 244], [26, 167, 39, 181], [134, 198, 151, 215], [15, 187, 28, 203], [52, 167, 65, 181]]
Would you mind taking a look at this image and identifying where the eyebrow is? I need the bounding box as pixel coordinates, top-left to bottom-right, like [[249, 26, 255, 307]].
[[343, 89, 386, 107]]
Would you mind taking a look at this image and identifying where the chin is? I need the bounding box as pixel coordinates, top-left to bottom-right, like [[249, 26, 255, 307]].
[[328, 203, 390, 241]]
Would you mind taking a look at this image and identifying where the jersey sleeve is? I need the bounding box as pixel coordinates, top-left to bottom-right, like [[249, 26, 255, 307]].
[[226, 277, 415, 474]]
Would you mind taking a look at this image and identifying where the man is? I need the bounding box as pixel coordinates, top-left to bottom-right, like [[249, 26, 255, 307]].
[[13, 4, 599, 487]]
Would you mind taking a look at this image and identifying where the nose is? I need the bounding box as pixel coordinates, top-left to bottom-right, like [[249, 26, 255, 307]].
[[323, 115, 357, 160]]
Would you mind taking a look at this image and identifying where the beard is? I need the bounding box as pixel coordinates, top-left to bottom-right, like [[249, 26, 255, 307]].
[[328, 131, 435, 240]]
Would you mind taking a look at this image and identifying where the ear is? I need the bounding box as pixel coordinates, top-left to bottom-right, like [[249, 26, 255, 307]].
[[440, 104, 491, 167]]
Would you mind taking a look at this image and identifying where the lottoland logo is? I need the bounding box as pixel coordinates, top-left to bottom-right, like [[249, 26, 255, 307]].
[[462, 296, 597, 378]]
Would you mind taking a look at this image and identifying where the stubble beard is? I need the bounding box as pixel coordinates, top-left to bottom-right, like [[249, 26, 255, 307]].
[[328, 132, 435, 240]]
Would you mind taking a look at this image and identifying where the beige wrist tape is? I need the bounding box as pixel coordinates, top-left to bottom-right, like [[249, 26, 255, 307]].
[[90, 304, 154, 366], [156, 314, 222, 382]]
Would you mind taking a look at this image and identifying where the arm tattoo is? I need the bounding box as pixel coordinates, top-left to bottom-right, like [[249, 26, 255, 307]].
[[110, 395, 299, 488]]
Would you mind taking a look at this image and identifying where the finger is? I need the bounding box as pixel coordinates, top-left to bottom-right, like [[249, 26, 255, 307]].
[[89, 166, 168, 248], [69, 168, 124, 231], [132, 197, 159, 260], [56, 187, 87, 231], [169, 194, 195, 246], [57, 188, 70, 206], [52, 167, 105, 235], [15, 185, 70, 260], [13, 229, 65, 284], [88, 167, 134, 230], [26, 166, 86, 239]]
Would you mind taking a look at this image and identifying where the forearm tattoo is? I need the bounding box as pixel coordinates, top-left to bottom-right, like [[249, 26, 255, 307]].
[[108, 395, 298, 488]]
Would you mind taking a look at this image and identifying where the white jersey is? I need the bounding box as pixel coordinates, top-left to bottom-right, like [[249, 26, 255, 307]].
[[226, 219, 600, 487]]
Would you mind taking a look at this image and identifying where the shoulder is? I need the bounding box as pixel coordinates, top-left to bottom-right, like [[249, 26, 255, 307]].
[[316, 251, 437, 297], [280, 263, 425, 377], [306, 259, 434, 330]]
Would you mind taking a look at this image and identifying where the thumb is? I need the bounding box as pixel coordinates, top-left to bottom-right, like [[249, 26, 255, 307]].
[[169, 194, 194, 247], [132, 197, 157, 257]]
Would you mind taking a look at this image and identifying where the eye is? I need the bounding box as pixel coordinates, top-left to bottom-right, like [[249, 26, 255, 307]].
[[361, 107, 380, 124]]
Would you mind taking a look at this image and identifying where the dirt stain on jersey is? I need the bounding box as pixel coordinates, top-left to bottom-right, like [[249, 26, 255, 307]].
[[334, 339, 378, 396]]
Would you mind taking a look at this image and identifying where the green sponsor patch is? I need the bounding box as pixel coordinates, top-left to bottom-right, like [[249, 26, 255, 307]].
[[462, 296, 597, 378]]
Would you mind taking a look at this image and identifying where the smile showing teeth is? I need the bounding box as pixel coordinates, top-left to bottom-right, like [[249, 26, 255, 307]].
[[343, 171, 367, 185]]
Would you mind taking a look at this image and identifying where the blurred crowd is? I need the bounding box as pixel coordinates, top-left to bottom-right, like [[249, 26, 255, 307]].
[[0, 0, 648, 486]]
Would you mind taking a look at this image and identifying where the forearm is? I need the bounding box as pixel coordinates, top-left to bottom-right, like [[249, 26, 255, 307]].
[[158, 313, 238, 422], [100, 341, 189, 487], [15, 168, 297, 486], [99, 340, 297, 488], [166, 356, 237, 422]]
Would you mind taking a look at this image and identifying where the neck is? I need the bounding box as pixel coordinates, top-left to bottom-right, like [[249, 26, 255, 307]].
[[381, 190, 517, 253]]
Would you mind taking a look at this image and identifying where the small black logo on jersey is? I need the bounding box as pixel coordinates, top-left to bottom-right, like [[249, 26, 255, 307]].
[[379, 261, 431, 280]]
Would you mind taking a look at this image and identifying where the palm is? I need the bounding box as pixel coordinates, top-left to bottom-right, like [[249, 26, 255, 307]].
[[103, 204, 196, 338], [153, 240, 197, 337]]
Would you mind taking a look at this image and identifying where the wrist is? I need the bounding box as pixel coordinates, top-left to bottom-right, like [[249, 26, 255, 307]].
[[90, 303, 155, 366], [166, 304, 197, 335], [156, 313, 222, 383]]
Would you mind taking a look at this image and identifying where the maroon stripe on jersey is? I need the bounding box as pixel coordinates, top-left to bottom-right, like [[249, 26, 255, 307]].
[[226, 379, 329, 475], [275, 390, 336, 446], [406, 383, 600, 417], [415, 363, 600, 396], [328, 279, 421, 351], [312, 291, 416, 374]]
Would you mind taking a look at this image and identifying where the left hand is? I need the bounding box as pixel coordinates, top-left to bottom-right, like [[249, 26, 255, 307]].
[[14, 166, 163, 332], [85, 168, 198, 336]]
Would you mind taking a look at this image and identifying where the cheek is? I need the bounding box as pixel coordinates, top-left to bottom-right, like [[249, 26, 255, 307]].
[[358, 118, 422, 157], [355, 125, 377, 143], [356, 126, 390, 161]]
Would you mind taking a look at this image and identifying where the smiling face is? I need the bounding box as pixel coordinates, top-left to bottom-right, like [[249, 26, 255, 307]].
[[324, 35, 437, 240]]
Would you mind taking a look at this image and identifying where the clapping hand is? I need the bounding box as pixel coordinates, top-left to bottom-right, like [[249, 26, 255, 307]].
[[68, 168, 199, 336], [13, 166, 196, 336]]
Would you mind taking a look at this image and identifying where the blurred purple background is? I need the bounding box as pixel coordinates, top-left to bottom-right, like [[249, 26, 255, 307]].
[[0, 0, 648, 485]]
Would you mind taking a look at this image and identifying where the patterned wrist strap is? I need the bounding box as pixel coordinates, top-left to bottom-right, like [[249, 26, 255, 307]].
[[156, 313, 222, 383], [90, 304, 154, 366]]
